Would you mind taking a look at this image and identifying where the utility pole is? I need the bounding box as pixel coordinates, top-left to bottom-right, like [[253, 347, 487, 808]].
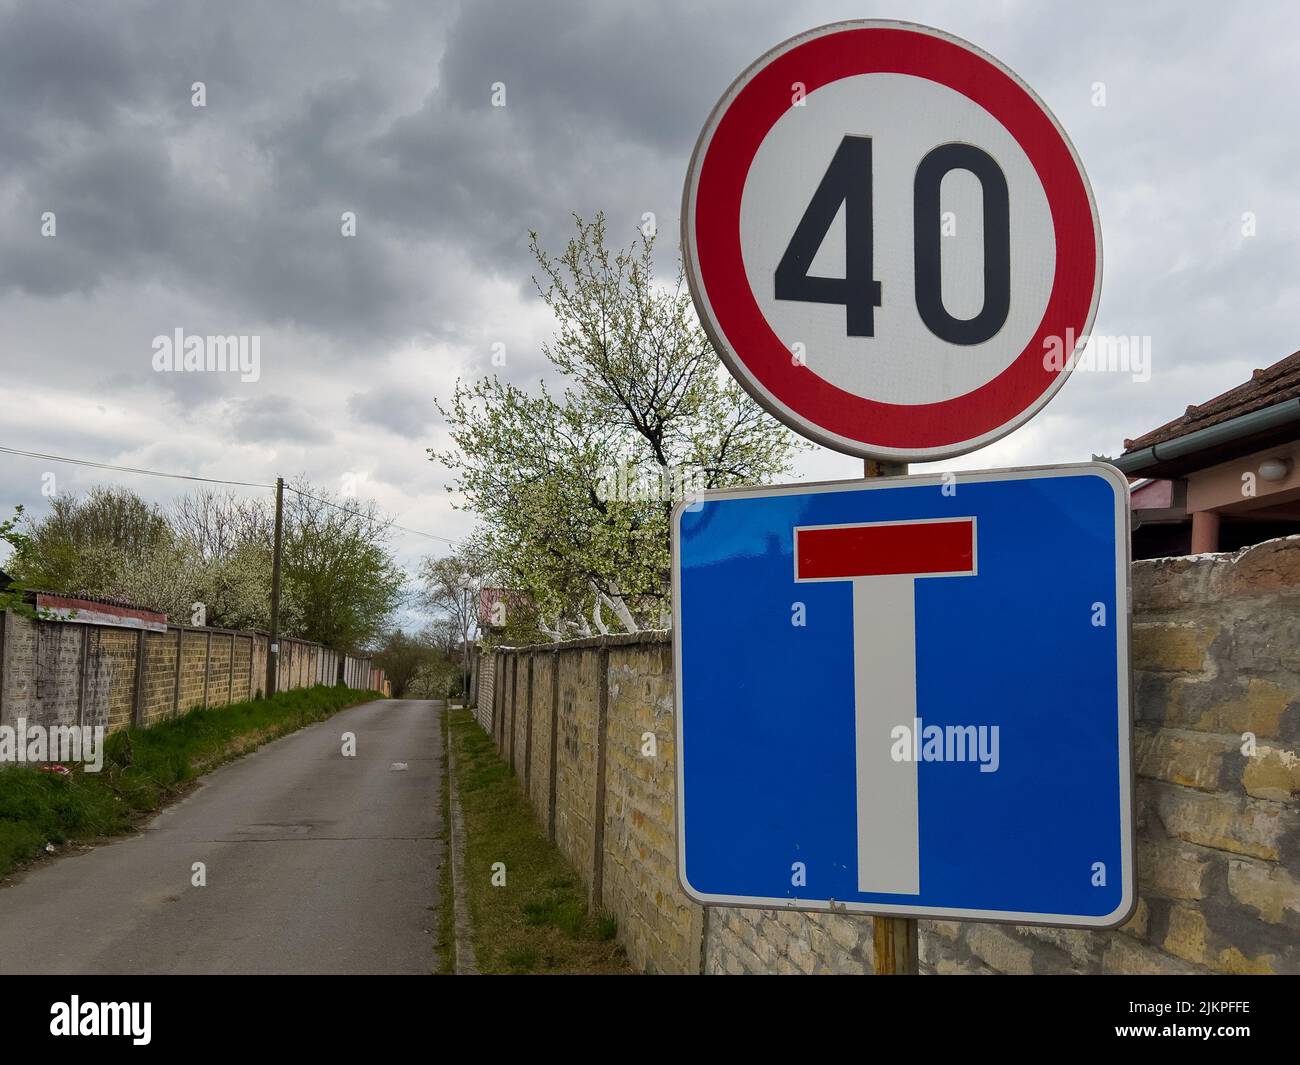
[[266, 476, 284, 697], [864, 457, 919, 976]]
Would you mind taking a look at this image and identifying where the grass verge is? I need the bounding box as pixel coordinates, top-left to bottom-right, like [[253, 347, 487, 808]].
[[436, 703, 455, 974], [447, 706, 632, 974], [0, 684, 385, 879]]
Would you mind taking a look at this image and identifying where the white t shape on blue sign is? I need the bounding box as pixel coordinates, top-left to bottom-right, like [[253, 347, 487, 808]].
[[794, 518, 976, 895]]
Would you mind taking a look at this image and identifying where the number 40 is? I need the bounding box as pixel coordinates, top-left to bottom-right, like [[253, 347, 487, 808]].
[[775, 135, 1011, 346]]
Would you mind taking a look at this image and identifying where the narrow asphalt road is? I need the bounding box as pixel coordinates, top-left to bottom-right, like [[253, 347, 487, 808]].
[[0, 698, 445, 974]]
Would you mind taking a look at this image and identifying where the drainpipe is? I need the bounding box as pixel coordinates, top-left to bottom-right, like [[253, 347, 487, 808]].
[[1114, 399, 1300, 476]]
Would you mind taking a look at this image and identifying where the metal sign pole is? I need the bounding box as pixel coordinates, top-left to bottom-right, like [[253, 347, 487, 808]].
[[862, 456, 919, 975]]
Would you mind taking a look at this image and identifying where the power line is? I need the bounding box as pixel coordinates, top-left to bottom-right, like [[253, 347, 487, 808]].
[[0, 445, 274, 488], [0, 443, 461, 547], [283, 484, 460, 545]]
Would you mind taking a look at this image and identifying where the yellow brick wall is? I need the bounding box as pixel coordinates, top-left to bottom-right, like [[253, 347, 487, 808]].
[[512, 656, 529, 779], [96, 628, 139, 733], [140, 629, 179, 725], [178, 630, 208, 712], [231, 635, 254, 702], [600, 640, 703, 974], [493, 636, 703, 974], [207, 633, 233, 707], [475, 652, 496, 733], [552, 648, 601, 883], [527, 653, 555, 832]]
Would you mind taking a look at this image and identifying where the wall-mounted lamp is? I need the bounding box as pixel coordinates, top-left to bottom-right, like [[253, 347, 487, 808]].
[[1258, 457, 1292, 483]]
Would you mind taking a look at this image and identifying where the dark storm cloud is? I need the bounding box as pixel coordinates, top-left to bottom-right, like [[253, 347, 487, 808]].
[[347, 385, 436, 439], [3, 0, 1300, 541], [0, 0, 453, 340], [0, 2, 140, 143], [226, 393, 332, 445], [436, 0, 717, 151], [0, 0, 786, 341]]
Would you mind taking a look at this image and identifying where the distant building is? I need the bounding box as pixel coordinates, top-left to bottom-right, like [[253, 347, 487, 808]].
[[1115, 350, 1300, 558]]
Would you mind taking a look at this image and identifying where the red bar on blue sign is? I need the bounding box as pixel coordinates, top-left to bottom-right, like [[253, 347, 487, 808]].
[[795, 519, 976, 580]]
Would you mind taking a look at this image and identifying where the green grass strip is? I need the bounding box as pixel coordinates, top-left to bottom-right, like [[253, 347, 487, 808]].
[[446, 707, 631, 975]]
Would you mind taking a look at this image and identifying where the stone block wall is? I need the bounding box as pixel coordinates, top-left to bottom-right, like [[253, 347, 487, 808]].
[[912, 536, 1300, 976], [481, 536, 1300, 975]]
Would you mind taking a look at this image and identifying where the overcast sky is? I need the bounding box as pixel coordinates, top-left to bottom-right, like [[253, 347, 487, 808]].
[[3, 0, 1299, 601]]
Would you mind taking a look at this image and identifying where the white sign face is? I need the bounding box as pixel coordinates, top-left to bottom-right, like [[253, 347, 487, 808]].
[[683, 21, 1103, 461]]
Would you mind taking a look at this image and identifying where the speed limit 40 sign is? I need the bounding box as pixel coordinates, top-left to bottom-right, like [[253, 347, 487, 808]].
[[682, 21, 1102, 460]]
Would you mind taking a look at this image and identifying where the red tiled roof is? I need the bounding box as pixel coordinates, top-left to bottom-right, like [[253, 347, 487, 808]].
[[1121, 349, 1300, 453]]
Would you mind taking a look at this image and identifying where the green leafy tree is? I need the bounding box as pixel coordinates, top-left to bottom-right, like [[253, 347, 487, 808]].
[[433, 214, 804, 634], [0, 506, 42, 618], [279, 482, 405, 651], [419, 543, 488, 646], [9, 487, 171, 596], [9, 481, 403, 651], [373, 628, 443, 698], [406, 656, 461, 700]]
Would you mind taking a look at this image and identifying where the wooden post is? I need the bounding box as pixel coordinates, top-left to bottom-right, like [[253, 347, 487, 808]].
[[863, 456, 919, 975], [873, 913, 918, 975]]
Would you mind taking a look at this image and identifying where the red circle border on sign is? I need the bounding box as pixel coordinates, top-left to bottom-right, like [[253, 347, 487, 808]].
[[687, 23, 1100, 456]]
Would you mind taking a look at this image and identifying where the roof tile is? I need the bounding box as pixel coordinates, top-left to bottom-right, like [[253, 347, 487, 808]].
[[1121, 349, 1300, 453]]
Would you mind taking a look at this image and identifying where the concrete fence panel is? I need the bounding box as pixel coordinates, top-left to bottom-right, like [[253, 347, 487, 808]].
[[1, 613, 387, 734]]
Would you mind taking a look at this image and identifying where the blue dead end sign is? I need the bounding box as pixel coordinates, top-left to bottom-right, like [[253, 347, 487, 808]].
[[671, 464, 1134, 927]]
